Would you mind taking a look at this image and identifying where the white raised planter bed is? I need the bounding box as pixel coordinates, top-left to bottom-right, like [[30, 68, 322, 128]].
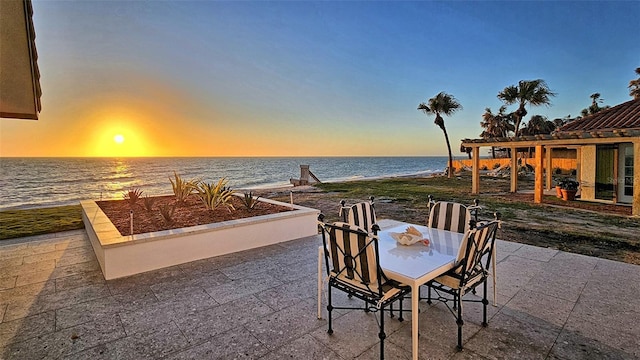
[[81, 197, 320, 280]]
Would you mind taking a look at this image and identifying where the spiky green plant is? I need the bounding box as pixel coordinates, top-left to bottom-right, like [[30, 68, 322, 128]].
[[142, 195, 156, 211], [158, 203, 176, 225], [170, 171, 198, 204], [241, 192, 261, 210], [195, 178, 235, 212], [123, 188, 143, 207]]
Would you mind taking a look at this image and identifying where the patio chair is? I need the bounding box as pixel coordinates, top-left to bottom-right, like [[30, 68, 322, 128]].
[[317, 207, 402, 320], [427, 196, 497, 305], [427, 195, 479, 233], [319, 220, 410, 360], [337, 198, 384, 306], [424, 214, 500, 350], [339, 196, 377, 233]]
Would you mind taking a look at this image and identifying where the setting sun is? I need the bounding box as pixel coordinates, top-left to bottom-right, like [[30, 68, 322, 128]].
[[114, 134, 125, 144]]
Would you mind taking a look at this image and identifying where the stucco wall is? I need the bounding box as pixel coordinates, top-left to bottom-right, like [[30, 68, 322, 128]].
[[634, 142, 640, 216]]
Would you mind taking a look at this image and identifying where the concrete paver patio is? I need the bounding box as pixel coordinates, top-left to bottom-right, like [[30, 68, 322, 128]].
[[1, 222, 639, 359]]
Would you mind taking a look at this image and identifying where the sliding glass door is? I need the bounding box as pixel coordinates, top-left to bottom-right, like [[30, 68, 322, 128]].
[[618, 144, 634, 203]]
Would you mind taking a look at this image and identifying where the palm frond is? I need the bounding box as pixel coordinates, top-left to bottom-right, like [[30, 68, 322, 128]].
[[417, 102, 431, 114]]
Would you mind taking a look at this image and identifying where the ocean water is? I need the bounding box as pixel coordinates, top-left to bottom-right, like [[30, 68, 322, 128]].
[[0, 157, 448, 210]]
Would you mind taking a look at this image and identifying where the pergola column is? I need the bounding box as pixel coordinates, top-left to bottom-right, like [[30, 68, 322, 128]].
[[472, 146, 480, 194], [534, 145, 544, 203], [545, 146, 553, 190], [510, 147, 518, 193]]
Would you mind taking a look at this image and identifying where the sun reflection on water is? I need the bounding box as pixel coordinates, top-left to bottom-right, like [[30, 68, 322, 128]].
[[102, 159, 138, 198]]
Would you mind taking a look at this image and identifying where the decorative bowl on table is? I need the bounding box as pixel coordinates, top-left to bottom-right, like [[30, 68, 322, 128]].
[[389, 226, 429, 246]]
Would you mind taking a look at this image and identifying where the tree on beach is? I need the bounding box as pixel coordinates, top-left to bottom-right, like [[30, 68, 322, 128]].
[[497, 79, 556, 137], [521, 115, 555, 136], [460, 144, 472, 159], [520, 115, 556, 158], [580, 93, 609, 116], [629, 67, 640, 99], [418, 92, 462, 178], [480, 106, 514, 158], [552, 116, 570, 129]]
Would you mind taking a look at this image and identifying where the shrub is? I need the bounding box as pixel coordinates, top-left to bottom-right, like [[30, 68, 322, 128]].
[[195, 178, 235, 212], [123, 188, 143, 207], [241, 192, 261, 210], [170, 171, 198, 204], [142, 195, 156, 211], [158, 203, 176, 225]]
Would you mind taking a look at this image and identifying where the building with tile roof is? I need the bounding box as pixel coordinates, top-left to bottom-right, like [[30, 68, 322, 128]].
[[461, 97, 640, 216]]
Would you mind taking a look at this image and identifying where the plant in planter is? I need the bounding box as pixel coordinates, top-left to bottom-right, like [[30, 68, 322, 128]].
[[553, 177, 563, 198], [158, 203, 176, 225], [123, 188, 143, 207], [241, 192, 261, 211], [560, 179, 579, 201], [195, 178, 236, 212], [170, 172, 199, 205], [143, 195, 157, 211]]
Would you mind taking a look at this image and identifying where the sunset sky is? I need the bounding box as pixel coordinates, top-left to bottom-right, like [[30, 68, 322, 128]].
[[1, 1, 638, 157]]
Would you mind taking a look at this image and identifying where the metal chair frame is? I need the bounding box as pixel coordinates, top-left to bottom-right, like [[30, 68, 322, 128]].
[[425, 217, 500, 350], [427, 195, 498, 306], [318, 219, 410, 360]]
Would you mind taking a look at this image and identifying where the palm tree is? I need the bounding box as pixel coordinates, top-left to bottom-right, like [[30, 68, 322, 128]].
[[497, 79, 556, 137], [521, 115, 555, 136], [520, 115, 556, 158], [418, 92, 462, 178], [480, 106, 514, 158], [552, 116, 571, 129], [460, 144, 472, 159], [581, 93, 608, 116], [629, 67, 640, 99]]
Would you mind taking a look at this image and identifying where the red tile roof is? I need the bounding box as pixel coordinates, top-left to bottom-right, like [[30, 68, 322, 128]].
[[558, 98, 640, 132]]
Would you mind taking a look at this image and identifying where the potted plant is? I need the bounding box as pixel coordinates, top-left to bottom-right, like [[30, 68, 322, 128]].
[[560, 179, 579, 201], [553, 177, 563, 198]]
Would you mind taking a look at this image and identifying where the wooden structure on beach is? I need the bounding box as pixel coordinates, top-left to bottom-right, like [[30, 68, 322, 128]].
[[461, 98, 640, 216], [290, 165, 321, 186]]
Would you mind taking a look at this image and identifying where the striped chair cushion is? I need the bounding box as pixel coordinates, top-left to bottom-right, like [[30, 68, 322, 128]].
[[340, 202, 377, 233], [436, 220, 499, 290], [428, 201, 472, 234], [320, 221, 409, 306], [327, 223, 379, 289], [324, 222, 407, 302]]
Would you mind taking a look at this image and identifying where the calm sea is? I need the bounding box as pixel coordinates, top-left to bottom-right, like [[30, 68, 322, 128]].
[[0, 157, 448, 210]]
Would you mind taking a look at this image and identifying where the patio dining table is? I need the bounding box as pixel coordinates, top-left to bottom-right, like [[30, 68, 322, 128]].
[[378, 223, 464, 360], [317, 222, 465, 360]]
